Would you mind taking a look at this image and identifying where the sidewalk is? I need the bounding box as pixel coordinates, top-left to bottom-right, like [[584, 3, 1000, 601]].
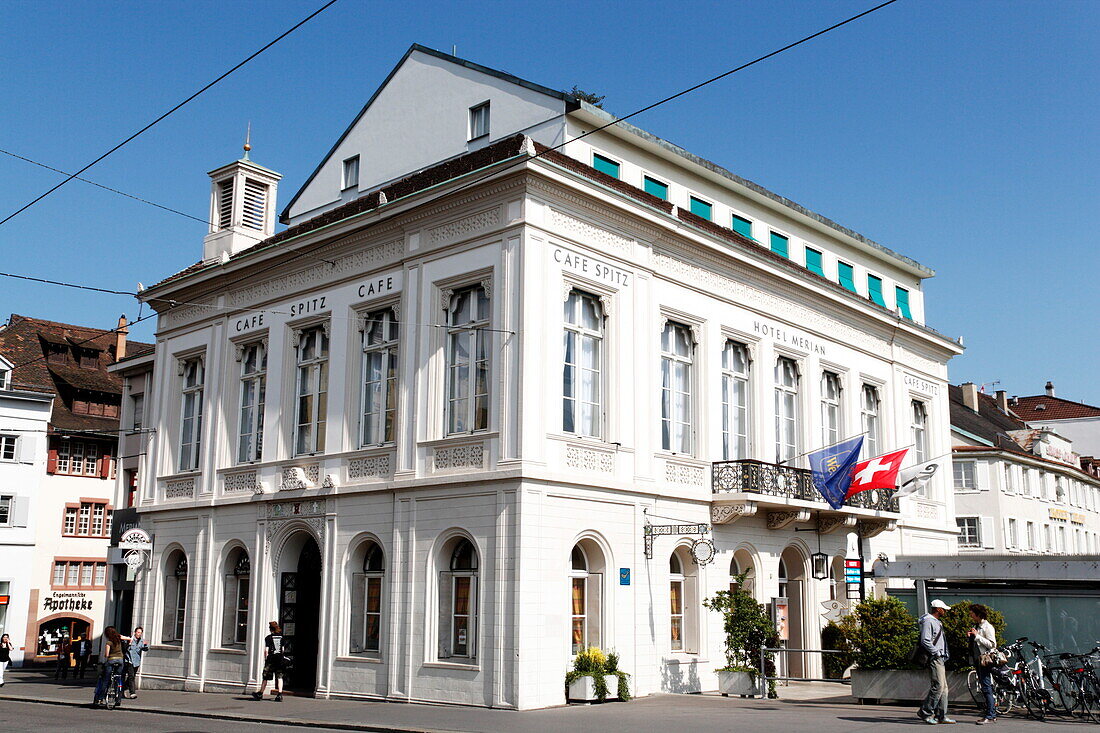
[[0, 668, 981, 733]]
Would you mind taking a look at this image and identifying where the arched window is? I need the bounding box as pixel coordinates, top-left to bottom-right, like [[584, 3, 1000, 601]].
[[569, 542, 604, 654], [221, 548, 250, 646], [721, 341, 751, 460], [563, 290, 603, 438], [661, 322, 694, 453], [730, 550, 756, 598], [439, 537, 479, 660], [162, 551, 188, 644], [350, 541, 385, 654], [668, 547, 698, 653]]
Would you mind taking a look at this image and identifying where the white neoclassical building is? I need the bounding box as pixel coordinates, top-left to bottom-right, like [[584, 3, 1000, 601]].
[[127, 45, 962, 708]]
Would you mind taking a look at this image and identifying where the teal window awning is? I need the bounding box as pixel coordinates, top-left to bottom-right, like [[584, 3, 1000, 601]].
[[838, 262, 857, 293], [690, 196, 712, 221], [593, 153, 620, 179], [644, 176, 668, 200], [731, 214, 754, 240], [805, 247, 825, 277], [770, 232, 789, 258], [867, 275, 886, 307], [896, 287, 913, 320]]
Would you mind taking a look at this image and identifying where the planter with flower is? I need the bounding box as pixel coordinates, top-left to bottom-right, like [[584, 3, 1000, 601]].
[[565, 647, 631, 703], [703, 574, 779, 698]]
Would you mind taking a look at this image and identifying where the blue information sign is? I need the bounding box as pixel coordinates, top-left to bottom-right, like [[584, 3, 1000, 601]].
[[619, 568, 631, 585]]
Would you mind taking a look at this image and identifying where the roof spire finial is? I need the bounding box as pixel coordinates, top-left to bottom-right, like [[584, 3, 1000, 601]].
[[243, 121, 252, 160]]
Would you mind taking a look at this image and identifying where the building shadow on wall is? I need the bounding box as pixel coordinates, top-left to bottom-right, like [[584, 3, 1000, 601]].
[[660, 657, 701, 693]]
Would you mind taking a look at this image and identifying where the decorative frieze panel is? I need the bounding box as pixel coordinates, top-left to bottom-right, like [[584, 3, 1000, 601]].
[[265, 499, 327, 557], [433, 443, 485, 471], [427, 208, 501, 246], [162, 301, 216, 329], [223, 470, 260, 494], [914, 501, 939, 521], [666, 461, 707, 487], [164, 477, 196, 500], [348, 455, 391, 480], [281, 464, 320, 490], [549, 209, 634, 256], [565, 445, 614, 473], [711, 502, 758, 524]]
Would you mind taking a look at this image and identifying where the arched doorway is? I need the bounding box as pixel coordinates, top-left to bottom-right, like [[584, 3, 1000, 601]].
[[278, 533, 322, 694], [778, 547, 807, 678]]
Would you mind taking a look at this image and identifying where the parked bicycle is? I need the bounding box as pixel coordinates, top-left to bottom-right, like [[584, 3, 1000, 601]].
[[1049, 647, 1100, 723], [93, 661, 125, 710], [967, 637, 1058, 720]]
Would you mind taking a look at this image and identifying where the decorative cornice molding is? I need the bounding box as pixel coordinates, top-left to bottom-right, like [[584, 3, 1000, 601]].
[[427, 207, 502, 247], [548, 208, 634, 257]]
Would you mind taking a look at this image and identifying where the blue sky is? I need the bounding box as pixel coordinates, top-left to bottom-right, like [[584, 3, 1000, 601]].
[[2, 0, 1097, 402]]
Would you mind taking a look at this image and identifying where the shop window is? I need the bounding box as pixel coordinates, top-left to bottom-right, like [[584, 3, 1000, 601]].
[[350, 541, 385, 654], [438, 537, 478, 660]]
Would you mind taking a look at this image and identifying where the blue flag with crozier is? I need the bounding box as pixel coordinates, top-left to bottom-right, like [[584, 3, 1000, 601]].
[[808, 436, 865, 510]]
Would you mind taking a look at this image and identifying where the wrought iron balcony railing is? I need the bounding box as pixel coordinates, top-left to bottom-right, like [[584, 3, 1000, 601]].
[[712, 459, 900, 514]]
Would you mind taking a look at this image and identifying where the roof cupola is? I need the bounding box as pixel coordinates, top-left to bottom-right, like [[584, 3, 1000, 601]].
[[202, 128, 282, 263]]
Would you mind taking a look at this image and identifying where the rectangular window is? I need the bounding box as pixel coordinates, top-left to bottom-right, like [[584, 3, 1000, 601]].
[[895, 286, 913, 320], [1003, 464, 1014, 494], [721, 341, 750, 461], [64, 506, 76, 534], [774, 357, 800, 463], [911, 400, 928, 463], [178, 357, 205, 471], [446, 284, 491, 434], [468, 102, 490, 140], [0, 495, 11, 526], [860, 385, 880, 458], [294, 326, 329, 455], [361, 308, 399, 446], [669, 577, 684, 651], [592, 153, 620, 179], [957, 517, 980, 547], [63, 500, 110, 537], [643, 176, 668, 200], [1007, 518, 1019, 549], [838, 262, 857, 293], [51, 560, 107, 589], [364, 576, 382, 652], [131, 394, 144, 431], [820, 372, 842, 446], [0, 435, 15, 461], [770, 232, 789, 258], [452, 575, 474, 657], [237, 341, 267, 463], [563, 291, 603, 438], [731, 214, 754, 240], [660, 322, 694, 454], [342, 155, 360, 190], [1026, 521, 1036, 550], [1043, 524, 1052, 551], [805, 247, 825, 277], [953, 461, 976, 490], [0, 367, 9, 390], [867, 275, 887, 307], [689, 196, 712, 221], [571, 576, 586, 654]]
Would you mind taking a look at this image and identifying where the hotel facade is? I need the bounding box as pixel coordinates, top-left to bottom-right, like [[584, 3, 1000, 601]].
[[127, 45, 962, 708]]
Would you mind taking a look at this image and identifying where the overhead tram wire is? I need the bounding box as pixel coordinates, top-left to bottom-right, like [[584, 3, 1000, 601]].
[[1, 0, 899, 362], [0, 0, 341, 229]]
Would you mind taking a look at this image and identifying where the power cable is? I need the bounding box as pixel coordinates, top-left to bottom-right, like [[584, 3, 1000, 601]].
[[0, 0, 341, 229]]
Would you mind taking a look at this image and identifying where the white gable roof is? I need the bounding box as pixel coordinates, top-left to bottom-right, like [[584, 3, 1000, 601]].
[[281, 44, 574, 224]]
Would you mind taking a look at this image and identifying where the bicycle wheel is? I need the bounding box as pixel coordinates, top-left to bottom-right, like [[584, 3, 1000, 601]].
[[1048, 668, 1081, 716], [1024, 679, 1052, 721], [106, 676, 120, 710], [968, 670, 985, 709], [1078, 676, 1100, 724]]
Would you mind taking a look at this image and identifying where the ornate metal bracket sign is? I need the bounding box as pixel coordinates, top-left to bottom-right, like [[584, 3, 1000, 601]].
[[643, 523, 710, 561]]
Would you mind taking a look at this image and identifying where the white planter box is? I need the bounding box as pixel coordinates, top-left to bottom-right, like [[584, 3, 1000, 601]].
[[718, 670, 758, 697], [567, 674, 621, 702], [851, 669, 971, 703]]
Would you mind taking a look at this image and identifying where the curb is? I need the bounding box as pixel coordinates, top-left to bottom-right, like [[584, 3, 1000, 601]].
[[0, 693, 453, 733]]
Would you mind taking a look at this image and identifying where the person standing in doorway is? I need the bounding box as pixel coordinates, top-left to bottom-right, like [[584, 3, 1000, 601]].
[[918, 599, 956, 725], [123, 627, 148, 699], [53, 630, 71, 680], [968, 604, 999, 725], [251, 622, 285, 702], [73, 635, 93, 679], [0, 634, 13, 686]]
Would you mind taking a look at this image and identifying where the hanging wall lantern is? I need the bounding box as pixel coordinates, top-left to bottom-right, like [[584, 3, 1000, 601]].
[[811, 551, 829, 580]]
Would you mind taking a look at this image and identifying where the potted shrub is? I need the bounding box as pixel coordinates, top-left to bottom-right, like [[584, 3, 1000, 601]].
[[565, 647, 631, 703], [703, 574, 779, 698], [939, 600, 1006, 672]]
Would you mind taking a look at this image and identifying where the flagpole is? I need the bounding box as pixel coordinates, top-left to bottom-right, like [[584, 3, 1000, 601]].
[[776, 431, 869, 467]]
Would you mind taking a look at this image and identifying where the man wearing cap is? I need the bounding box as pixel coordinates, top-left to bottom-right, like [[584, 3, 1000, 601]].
[[918, 599, 955, 725]]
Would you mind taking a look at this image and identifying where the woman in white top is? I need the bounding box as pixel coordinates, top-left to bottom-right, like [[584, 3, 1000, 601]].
[[968, 604, 999, 723]]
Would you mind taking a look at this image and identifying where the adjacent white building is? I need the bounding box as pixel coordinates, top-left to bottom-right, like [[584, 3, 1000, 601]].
[[1010, 383, 1100, 459], [128, 45, 961, 708], [951, 382, 1100, 555]]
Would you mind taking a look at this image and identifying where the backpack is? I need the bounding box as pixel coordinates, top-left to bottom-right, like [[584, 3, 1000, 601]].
[[909, 620, 942, 667]]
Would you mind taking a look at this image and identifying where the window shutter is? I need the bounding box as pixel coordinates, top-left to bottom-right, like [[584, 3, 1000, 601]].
[[586, 573, 602, 650], [47, 448, 58, 474], [99, 452, 112, 479], [241, 179, 267, 231], [217, 179, 234, 229], [17, 434, 36, 463], [12, 496, 30, 527], [437, 572, 453, 659], [980, 517, 995, 549], [350, 573, 366, 653]]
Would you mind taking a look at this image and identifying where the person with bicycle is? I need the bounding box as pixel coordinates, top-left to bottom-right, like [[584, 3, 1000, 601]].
[[968, 604, 999, 724], [93, 626, 131, 708]]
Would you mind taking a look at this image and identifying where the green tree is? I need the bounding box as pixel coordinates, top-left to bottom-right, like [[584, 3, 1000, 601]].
[[838, 596, 918, 670], [939, 600, 1007, 671], [703, 574, 779, 696], [566, 86, 605, 108]]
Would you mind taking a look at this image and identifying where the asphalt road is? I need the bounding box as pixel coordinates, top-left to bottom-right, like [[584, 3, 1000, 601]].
[[0, 700, 356, 733]]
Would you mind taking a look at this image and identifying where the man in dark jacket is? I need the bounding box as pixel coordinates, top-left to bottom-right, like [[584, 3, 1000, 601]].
[[73, 635, 93, 678]]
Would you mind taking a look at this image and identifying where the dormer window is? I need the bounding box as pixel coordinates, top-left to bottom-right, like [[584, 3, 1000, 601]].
[[468, 102, 490, 141], [241, 178, 268, 231], [0, 367, 9, 390], [342, 156, 360, 191], [46, 343, 69, 365], [78, 347, 100, 370]]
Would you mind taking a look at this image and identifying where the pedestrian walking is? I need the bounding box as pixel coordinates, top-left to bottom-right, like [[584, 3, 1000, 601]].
[[968, 604, 999, 725], [73, 635, 93, 678], [250, 621, 286, 702], [53, 631, 71, 680], [0, 633, 13, 686], [917, 599, 956, 725], [92, 626, 130, 707], [123, 626, 149, 699]]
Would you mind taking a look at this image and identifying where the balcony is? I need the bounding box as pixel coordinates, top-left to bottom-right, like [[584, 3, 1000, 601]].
[[710, 459, 900, 536]]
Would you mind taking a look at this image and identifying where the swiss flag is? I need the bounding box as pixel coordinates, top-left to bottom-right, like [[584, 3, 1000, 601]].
[[845, 448, 909, 499]]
